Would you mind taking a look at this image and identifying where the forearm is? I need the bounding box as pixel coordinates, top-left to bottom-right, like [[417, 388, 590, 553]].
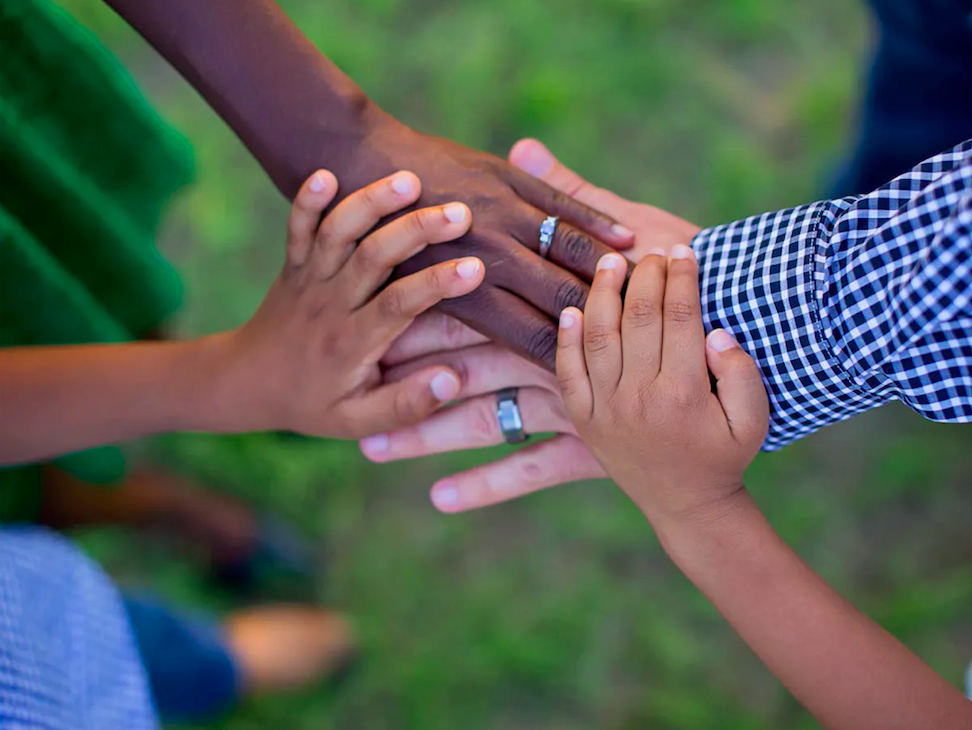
[[657, 495, 972, 730], [692, 140, 972, 450], [0, 338, 228, 465], [102, 0, 396, 197]]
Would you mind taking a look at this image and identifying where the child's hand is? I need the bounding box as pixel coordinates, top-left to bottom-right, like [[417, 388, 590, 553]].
[[555, 246, 768, 528], [213, 169, 485, 439]]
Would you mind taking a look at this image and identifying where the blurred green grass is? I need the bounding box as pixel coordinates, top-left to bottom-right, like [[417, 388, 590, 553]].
[[53, 1, 972, 728]]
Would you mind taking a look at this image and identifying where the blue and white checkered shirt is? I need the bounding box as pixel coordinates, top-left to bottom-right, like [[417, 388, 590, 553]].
[[692, 140, 972, 450]]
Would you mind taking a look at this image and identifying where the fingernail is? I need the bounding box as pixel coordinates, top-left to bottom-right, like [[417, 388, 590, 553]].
[[670, 244, 695, 261], [647, 247, 666, 257], [611, 223, 635, 240], [516, 141, 554, 177], [443, 203, 468, 224], [430, 371, 460, 401], [432, 481, 460, 510], [560, 309, 575, 328], [597, 254, 622, 271], [309, 171, 326, 193], [361, 433, 389, 454], [391, 173, 415, 196], [708, 329, 739, 352], [455, 258, 481, 279]]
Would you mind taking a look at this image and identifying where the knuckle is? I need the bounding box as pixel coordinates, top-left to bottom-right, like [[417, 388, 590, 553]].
[[515, 457, 544, 485], [442, 314, 468, 347], [554, 278, 587, 312], [353, 240, 381, 271], [471, 399, 500, 443], [729, 354, 763, 381], [360, 181, 383, 209], [377, 287, 406, 319], [557, 371, 581, 399], [625, 296, 661, 327], [555, 226, 595, 267], [449, 360, 470, 393], [670, 380, 702, 410], [584, 324, 615, 353], [393, 388, 422, 425], [665, 299, 697, 324], [405, 209, 431, 239], [423, 263, 446, 294], [526, 324, 559, 366]]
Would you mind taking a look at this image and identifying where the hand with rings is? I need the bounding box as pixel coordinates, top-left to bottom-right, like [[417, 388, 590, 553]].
[[359, 311, 606, 512], [359, 139, 701, 513]]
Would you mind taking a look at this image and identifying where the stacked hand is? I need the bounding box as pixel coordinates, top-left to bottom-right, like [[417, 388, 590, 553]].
[[209, 169, 486, 439], [332, 121, 642, 370], [360, 140, 705, 511]]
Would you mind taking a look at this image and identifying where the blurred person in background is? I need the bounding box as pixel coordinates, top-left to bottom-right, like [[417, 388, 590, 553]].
[[0, 0, 356, 724]]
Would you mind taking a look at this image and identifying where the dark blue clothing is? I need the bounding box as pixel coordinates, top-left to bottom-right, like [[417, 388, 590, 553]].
[[835, 0, 972, 195], [124, 595, 239, 725]]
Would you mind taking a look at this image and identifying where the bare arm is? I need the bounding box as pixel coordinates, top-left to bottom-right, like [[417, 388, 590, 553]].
[[555, 247, 972, 730], [100, 0, 636, 369], [0, 171, 486, 466], [0, 340, 223, 465], [660, 496, 972, 730]]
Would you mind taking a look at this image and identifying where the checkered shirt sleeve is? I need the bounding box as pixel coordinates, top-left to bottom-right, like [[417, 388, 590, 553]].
[[691, 139, 972, 450]]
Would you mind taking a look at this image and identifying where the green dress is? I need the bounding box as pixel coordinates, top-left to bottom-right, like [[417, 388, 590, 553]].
[[0, 0, 193, 518]]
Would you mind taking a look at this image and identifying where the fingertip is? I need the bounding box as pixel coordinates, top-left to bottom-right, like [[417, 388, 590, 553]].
[[430, 478, 462, 513], [669, 243, 696, 263], [442, 202, 471, 226], [707, 328, 739, 354], [389, 170, 421, 199], [596, 253, 624, 270], [508, 138, 554, 178], [454, 257, 484, 283], [609, 223, 636, 246], [359, 433, 390, 462], [429, 369, 460, 402], [304, 169, 338, 197]]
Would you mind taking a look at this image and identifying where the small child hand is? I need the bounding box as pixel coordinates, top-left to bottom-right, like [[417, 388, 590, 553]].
[[213, 169, 485, 439], [556, 246, 768, 528]]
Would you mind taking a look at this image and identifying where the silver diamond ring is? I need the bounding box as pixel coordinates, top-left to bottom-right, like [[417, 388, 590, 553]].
[[496, 388, 528, 443], [538, 216, 559, 259]]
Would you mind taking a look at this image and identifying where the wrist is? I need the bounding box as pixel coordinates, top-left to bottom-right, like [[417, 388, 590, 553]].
[[650, 488, 764, 574], [168, 333, 252, 434], [328, 105, 421, 195]]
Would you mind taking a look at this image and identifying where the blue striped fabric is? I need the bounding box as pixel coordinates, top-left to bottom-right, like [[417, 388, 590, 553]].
[[693, 140, 972, 449], [0, 527, 157, 729]]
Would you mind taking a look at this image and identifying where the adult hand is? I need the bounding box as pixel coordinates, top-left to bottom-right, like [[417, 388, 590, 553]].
[[362, 311, 606, 512], [361, 140, 703, 512], [339, 120, 639, 370], [506, 138, 702, 260], [105, 0, 635, 371]]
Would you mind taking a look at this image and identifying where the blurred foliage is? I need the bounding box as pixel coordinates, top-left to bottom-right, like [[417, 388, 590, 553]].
[[53, 1, 972, 728]]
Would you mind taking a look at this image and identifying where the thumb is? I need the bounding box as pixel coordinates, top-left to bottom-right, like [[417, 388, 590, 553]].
[[509, 138, 591, 199], [349, 366, 460, 438], [705, 329, 769, 445], [508, 139, 636, 247]]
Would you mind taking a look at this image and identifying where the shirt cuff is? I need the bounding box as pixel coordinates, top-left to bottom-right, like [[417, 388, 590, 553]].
[[691, 202, 887, 450]]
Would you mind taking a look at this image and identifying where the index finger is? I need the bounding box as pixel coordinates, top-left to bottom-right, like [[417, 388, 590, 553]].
[[506, 164, 634, 249], [355, 257, 485, 363]]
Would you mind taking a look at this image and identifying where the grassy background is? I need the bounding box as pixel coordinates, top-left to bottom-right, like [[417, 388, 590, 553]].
[[53, 1, 972, 728]]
